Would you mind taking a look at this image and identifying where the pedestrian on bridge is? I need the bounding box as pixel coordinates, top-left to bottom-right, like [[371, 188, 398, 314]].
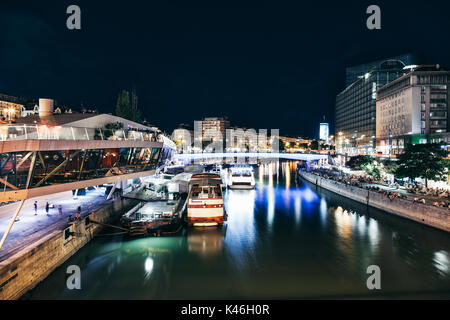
[[45, 202, 50, 215], [34, 201, 38, 216], [58, 205, 63, 218]]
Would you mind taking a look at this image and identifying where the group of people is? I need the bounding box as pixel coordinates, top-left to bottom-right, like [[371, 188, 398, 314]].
[[308, 167, 375, 189], [366, 186, 408, 200], [408, 186, 450, 198], [308, 167, 450, 209], [33, 201, 82, 220]]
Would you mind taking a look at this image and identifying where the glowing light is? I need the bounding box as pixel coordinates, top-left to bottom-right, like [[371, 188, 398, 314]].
[[294, 195, 301, 226], [193, 222, 218, 227], [267, 187, 275, 229], [320, 198, 327, 225], [433, 250, 450, 275], [301, 186, 318, 203], [145, 257, 154, 273]]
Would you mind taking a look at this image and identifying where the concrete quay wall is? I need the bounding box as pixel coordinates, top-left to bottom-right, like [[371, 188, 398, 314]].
[[0, 197, 137, 300], [299, 171, 450, 233]]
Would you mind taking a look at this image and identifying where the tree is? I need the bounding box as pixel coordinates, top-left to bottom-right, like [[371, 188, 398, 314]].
[[346, 155, 372, 169], [392, 143, 449, 188], [299, 143, 309, 150], [115, 90, 133, 121], [346, 155, 381, 179], [309, 140, 319, 151], [131, 86, 142, 123], [361, 160, 381, 179]]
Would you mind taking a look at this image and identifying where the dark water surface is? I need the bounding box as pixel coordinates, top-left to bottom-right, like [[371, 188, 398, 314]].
[[26, 162, 450, 299]]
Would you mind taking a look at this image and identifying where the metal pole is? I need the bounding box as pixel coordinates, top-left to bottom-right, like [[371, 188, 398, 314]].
[[106, 182, 117, 200], [0, 199, 25, 250]]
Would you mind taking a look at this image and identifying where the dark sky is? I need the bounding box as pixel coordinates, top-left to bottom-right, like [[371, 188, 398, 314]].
[[1, 0, 450, 137]]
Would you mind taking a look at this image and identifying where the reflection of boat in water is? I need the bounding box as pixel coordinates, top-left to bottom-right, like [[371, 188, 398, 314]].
[[186, 227, 226, 255], [227, 165, 255, 189], [187, 173, 226, 227]]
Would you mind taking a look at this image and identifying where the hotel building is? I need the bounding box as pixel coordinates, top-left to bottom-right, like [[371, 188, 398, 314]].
[[376, 65, 450, 155], [336, 59, 408, 154]]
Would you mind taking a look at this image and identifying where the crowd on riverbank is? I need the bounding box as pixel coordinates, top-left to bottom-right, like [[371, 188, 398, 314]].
[[305, 167, 450, 209]]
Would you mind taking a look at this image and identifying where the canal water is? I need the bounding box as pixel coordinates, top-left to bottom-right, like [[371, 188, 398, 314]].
[[26, 161, 450, 299]]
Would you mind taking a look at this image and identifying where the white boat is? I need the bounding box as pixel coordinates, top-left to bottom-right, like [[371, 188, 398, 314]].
[[227, 166, 255, 189], [187, 173, 225, 227]]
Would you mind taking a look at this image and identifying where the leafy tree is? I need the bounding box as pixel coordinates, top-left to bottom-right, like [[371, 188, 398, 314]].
[[309, 140, 319, 150], [130, 87, 142, 123], [115, 90, 133, 121], [346, 155, 381, 179], [361, 161, 381, 179], [392, 143, 449, 188], [380, 158, 397, 174], [299, 143, 309, 150], [346, 155, 372, 169]]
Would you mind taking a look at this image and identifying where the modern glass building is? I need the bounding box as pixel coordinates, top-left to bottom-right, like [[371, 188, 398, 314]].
[[0, 113, 175, 202], [336, 59, 408, 154], [345, 53, 422, 87]]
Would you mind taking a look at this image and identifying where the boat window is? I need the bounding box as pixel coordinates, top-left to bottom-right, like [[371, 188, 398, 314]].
[[191, 186, 201, 199], [191, 185, 222, 199], [209, 185, 222, 198]]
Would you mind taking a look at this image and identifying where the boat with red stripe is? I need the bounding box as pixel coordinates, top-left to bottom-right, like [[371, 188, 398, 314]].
[[187, 173, 225, 227]]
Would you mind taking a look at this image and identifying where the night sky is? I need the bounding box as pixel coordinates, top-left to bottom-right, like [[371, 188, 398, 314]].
[[1, 0, 450, 137]]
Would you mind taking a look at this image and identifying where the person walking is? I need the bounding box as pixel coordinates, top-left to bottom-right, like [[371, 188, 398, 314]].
[[77, 205, 81, 220], [34, 201, 38, 216], [58, 205, 63, 218], [45, 202, 50, 215]]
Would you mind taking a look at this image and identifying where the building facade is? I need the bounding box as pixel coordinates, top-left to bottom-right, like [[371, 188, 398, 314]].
[[336, 59, 408, 154], [345, 53, 422, 87], [376, 65, 450, 155], [198, 117, 230, 141], [0, 93, 24, 121], [172, 123, 194, 153], [319, 123, 329, 143]]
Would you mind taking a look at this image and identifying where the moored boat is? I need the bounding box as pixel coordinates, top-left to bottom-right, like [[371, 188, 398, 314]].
[[187, 173, 225, 227], [227, 165, 255, 189]]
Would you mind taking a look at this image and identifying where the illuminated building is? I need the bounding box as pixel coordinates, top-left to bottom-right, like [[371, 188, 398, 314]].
[[336, 59, 408, 154], [376, 65, 450, 155]]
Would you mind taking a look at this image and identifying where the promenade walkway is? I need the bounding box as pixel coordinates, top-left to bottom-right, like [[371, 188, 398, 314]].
[[0, 188, 116, 261]]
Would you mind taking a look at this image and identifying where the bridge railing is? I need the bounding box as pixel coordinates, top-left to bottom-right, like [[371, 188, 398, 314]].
[[0, 124, 160, 142], [174, 152, 329, 161]]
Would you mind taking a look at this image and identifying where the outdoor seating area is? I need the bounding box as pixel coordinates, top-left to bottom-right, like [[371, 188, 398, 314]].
[[306, 167, 450, 209]]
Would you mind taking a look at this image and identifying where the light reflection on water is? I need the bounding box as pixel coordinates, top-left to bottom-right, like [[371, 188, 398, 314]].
[[26, 161, 450, 299]]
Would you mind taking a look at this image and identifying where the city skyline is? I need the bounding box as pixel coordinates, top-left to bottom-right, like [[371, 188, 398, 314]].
[[2, 0, 450, 304], [2, 1, 450, 137]]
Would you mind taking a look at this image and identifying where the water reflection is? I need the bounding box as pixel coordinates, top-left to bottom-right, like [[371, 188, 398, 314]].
[[187, 228, 225, 256], [433, 250, 450, 276], [26, 160, 450, 299]]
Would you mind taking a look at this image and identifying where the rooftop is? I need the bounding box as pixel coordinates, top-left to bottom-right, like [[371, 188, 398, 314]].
[[14, 113, 98, 126]]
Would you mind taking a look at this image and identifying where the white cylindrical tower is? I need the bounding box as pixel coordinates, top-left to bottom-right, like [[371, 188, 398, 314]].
[[39, 98, 54, 117]]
